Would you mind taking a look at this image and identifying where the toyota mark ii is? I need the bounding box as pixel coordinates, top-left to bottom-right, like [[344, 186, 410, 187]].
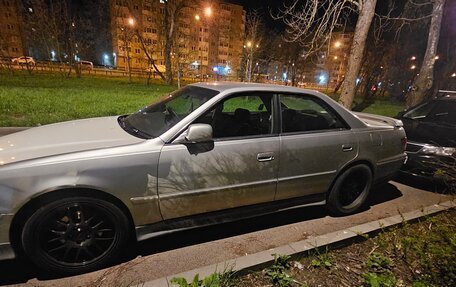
[[0, 82, 407, 274]]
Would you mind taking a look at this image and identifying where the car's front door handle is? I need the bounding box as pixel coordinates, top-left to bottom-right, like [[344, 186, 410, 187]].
[[257, 152, 275, 162], [342, 145, 353, 152]]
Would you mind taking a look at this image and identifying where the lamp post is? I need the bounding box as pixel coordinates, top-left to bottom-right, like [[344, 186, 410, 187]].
[[194, 6, 213, 81], [330, 39, 344, 87], [195, 14, 204, 81], [244, 41, 258, 82], [123, 17, 135, 83]]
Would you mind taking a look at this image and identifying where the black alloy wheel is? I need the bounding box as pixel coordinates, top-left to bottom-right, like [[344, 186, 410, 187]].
[[327, 164, 373, 215], [21, 196, 129, 274]]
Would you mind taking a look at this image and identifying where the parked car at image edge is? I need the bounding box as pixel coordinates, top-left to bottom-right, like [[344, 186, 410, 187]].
[[0, 82, 407, 274], [397, 91, 456, 183], [11, 56, 35, 66], [77, 60, 94, 70]]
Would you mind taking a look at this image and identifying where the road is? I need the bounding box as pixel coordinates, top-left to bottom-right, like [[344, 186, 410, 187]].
[[0, 180, 452, 287]]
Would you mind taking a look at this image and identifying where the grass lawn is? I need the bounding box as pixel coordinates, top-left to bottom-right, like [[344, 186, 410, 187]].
[[361, 100, 405, 118], [0, 73, 405, 127], [0, 73, 175, 127]]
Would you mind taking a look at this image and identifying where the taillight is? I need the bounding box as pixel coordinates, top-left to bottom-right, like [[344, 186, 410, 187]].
[[401, 137, 407, 152]]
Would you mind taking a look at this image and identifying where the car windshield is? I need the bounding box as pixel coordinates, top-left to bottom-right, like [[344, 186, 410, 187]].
[[120, 86, 219, 139]]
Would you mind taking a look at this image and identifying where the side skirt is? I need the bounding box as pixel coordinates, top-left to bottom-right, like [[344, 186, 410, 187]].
[[136, 193, 326, 241]]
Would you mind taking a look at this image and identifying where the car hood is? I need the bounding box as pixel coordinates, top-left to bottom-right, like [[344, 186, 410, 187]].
[[0, 116, 144, 166]]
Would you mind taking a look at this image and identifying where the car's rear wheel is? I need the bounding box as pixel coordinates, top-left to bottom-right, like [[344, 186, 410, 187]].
[[327, 164, 372, 216], [21, 196, 129, 274]]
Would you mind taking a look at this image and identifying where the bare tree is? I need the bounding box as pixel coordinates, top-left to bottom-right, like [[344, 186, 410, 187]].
[[21, 0, 87, 77], [338, 0, 377, 108], [0, 34, 15, 74], [243, 10, 264, 82], [118, 0, 190, 85], [161, 0, 188, 85], [432, 0, 456, 93], [274, 0, 378, 109], [135, 30, 166, 84], [406, 0, 446, 107], [273, 0, 350, 60]]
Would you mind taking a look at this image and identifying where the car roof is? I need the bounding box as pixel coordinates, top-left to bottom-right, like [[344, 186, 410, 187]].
[[433, 90, 456, 100], [189, 81, 322, 95]]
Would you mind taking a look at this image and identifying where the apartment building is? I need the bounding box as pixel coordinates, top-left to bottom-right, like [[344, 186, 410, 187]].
[[110, 0, 245, 78], [316, 31, 354, 87], [0, 0, 25, 59]]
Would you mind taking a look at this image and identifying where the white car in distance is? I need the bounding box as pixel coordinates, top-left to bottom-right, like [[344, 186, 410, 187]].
[[11, 56, 36, 66]]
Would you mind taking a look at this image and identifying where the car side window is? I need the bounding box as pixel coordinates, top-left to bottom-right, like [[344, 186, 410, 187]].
[[429, 101, 456, 125], [403, 102, 435, 120], [280, 94, 346, 133], [194, 93, 274, 139]]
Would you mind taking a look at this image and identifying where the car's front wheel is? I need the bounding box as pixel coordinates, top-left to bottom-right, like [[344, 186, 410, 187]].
[[327, 164, 373, 216], [21, 196, 130, 274]]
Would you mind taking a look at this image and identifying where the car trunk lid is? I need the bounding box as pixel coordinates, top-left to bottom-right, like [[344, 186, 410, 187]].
[[354, 112, 404, 128]]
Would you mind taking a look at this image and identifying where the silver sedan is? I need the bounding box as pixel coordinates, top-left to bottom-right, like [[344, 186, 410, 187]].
[[0, 82, 406, 274]]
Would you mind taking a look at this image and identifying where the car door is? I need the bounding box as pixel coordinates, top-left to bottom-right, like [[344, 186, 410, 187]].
[[157, 92, 280, 220], [275, 93, 358, 201], [401, 101, 438, 143], [414, 101, 456, 146]]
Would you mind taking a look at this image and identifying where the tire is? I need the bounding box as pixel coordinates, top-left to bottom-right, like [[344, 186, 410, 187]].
[[21, 196, 130, 274], [327, 164, 373, 216]]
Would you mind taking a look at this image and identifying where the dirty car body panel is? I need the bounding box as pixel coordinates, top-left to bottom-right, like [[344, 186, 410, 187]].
[[0, 82, 406, 273]]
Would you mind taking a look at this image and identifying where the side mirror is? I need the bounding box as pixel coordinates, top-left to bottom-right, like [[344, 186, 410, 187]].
[[183, 124, 213, 143]]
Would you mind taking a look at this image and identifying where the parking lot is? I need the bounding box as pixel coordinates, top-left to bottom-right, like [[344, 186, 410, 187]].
[[0, 180, 453, 287]]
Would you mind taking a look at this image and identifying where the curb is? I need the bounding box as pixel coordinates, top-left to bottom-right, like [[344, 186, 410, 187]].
[[139, 200, 455, 287]]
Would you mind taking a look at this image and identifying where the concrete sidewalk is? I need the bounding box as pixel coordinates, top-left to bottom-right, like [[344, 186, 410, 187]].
[[143, 199, 455, 287]]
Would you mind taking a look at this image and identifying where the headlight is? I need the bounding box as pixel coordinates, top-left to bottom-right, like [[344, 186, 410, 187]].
[[420, 146, 456, 157]]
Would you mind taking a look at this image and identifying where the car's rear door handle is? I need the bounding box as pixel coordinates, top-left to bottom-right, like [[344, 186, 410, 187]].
[[342, 145, 353, 152], [257, 152, 275, 162]]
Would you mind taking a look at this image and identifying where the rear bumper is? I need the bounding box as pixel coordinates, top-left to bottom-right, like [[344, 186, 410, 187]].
[[375, 154, 407, 183]]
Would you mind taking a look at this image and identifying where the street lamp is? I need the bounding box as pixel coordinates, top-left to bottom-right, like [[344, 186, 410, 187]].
[[411, 56, 416, 60], [411, 65, 416, 70], [123, 17, 136, 83], [194, 8, 213, 81], [334, 41, 341, 48], [204, 7, 213, 17], [244, 40, 259, 82]]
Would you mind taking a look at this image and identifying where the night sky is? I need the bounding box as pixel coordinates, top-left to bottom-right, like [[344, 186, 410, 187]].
[[227, 0, 281, 11], [226, 0, 285, 30], [225, 0, 397, 31]]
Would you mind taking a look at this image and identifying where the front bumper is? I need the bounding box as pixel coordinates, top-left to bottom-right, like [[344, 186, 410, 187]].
[[401, 151, 455, 182], [0, 213, 16, 260]]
